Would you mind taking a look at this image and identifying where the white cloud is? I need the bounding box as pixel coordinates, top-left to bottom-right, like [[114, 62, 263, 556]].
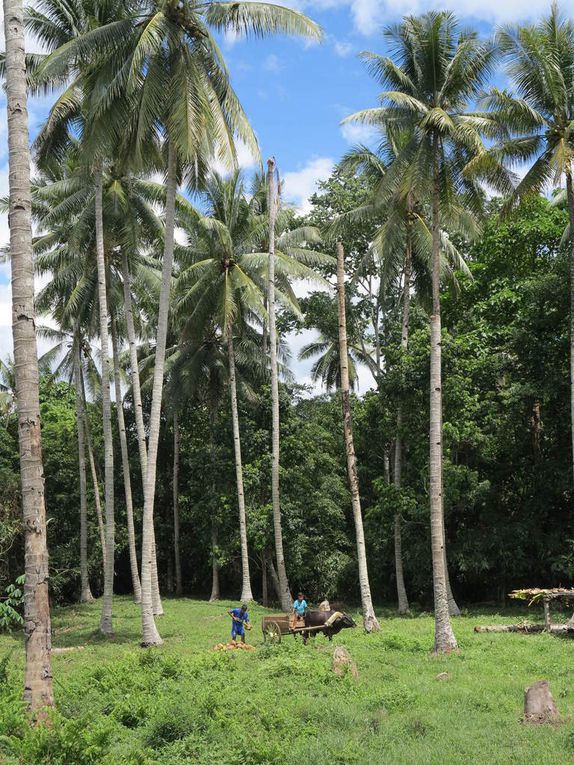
[[333, 39, 353, 57], [282, 156, 334, 214], [210, 138, 259, 178], [286, 0, 557, 37], [340, 120, 377, 146], [263, 54, 282, 73]]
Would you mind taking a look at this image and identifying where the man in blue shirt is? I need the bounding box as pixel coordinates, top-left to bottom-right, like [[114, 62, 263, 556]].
[[292, 592, 307, 623], [228, 604, 250, 643]]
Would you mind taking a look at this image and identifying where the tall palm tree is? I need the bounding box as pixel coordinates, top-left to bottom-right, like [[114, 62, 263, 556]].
[[344, 12, 505, 652], [336, 242, 380, 631], [266, 158, 291, 611], [336, 141, 471, 615], [488, 4, 574, 480], [3, 0, 54, 713], [177, 171, 328, 602], [37, 0, 322, 645]]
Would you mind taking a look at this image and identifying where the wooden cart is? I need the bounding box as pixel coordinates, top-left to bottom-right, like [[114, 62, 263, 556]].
[[261, 611, 353, 644]]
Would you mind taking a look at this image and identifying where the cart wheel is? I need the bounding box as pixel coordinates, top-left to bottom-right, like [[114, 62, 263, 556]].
[[264, 621, 282, 644]]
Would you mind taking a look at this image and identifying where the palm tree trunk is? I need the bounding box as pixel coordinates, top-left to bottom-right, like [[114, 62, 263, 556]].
[[209, 524, 220, 602], [82, 374, 106, 571], [173, 412, 182, 596], [4, 0, 54, 712], [121, 251, 148, 476], [336, 242, 380, 632], [120, 250, 163, 617], [393, 228, 412, 616], [267, 158, 291, 612], [74, 341, 94, 603], [227, 325, 254, 602], [566, 171, 574, 485], [430, 142, 457, 653], [140, 140, 180, 646], [111, 322, 141, 604], [208, 419, 220, 602], [95, 167, 115, 637]]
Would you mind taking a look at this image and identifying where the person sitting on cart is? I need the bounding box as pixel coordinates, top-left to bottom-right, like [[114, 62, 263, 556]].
[[292, 592, 308, 623], [228, 604, 250, 643]]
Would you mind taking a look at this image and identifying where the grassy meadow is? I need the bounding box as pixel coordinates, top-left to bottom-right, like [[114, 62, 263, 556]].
[[2, 597, 574, 764]]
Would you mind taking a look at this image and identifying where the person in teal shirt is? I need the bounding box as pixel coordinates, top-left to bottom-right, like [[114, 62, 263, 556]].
[[292, 592, 307, 622]]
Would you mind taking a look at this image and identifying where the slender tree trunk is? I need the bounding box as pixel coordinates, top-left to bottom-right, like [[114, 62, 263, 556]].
[[262, 549, 269, 607], [74, 342, 94, 603], [111, 322, 141, 604], [209, 525, 220, 602], [94, 168, 115, 636], [336, 242, 380, 632], [173, 412, 182, 596], [121, 250, 163, 617], [121, 250, 148, 475], [267, 158, 291, 612], [227, 325, 254, 602], [268, 556, 281, 603], [4, 0, 54, 712], [566, 171, 574, 485], [393, 228, 412, 615], [140, 141, 180, 646], [430, 142, 457, 653], [208, 421, 220, 602], [82, 382, 106, 571]]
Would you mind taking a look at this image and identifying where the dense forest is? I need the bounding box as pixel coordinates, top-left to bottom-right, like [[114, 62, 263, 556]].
[[2, 189, 571, 609]]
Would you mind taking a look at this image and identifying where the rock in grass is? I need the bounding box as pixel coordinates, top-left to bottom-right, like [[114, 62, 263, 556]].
[[435, 672, 449, 681], [332, 646, 358, 679], [524, 680, 559, 723]]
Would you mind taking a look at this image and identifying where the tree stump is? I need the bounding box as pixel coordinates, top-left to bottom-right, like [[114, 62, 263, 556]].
[[319, 600, 331, 611], [332, 646, 358, 679], [524, 680, 558, 723]]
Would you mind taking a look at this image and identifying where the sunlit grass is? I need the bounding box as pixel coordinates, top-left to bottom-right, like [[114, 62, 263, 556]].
[[2, 596, 574, 764]]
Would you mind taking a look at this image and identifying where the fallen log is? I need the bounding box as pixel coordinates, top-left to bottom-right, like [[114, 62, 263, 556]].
[[474, 623, 573, 634]]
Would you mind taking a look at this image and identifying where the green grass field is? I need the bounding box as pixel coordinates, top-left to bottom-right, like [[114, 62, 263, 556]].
[[2, 597, 574, 764]]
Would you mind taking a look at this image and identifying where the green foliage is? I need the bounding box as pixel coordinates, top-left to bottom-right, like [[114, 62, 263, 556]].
[[0, 576, 24, 632]]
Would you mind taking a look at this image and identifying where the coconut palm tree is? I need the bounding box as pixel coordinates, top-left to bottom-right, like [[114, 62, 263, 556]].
[[176, 171, 329, 601], [344, 12, 506, 652], [37, 0, 321, 645], [336, 242, 380, 631], [487, 4, 574, 480], [3, 0, 54, 713], [336, 139, 471, 616]]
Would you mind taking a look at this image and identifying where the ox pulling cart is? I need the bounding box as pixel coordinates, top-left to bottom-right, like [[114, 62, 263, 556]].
[[261, 609, 355, 644]]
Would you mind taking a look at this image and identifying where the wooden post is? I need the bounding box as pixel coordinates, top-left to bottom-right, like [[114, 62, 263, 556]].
[[543, 598, 551, 632]]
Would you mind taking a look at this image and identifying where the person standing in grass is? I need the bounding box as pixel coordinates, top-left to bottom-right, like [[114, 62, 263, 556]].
[[228, 604, 250, 643]]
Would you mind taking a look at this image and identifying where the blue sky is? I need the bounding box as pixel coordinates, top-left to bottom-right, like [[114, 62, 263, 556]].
[[0, 0, 561, 386]]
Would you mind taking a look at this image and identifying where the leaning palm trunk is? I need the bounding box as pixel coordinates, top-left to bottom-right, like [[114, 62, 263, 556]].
[[95, 168, 115, 636], [567, 171, 574, 486], [74, 342, 94, 603], [120, 251, 163, 615], [429, 146, 457, 653], [227, 326, 254, 602], [173, 412, 182, 596], [336, 242, 380, 632], [267, 158, 291, 612], [3, 0, 54, 712], [82, 376, 107, 570], [393, 229, 412, 616], [140, 141, 181, 646], [111, 323, 141, 604]]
